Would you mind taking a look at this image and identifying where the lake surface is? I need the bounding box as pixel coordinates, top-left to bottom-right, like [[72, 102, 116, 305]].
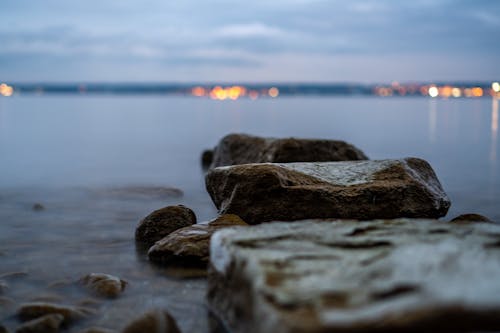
[[0, 95, 499, 332]]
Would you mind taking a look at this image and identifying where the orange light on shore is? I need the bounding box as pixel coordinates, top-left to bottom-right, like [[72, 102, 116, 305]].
[[268, 87, 279, 98], [191, 86, 206, 97], [0, 83, 14, 97], [472, 87, 483, 97]]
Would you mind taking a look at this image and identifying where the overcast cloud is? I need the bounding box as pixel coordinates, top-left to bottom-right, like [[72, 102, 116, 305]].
[[0, 0, 499, 82]]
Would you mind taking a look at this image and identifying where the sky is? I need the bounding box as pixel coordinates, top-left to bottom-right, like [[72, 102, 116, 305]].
[[0, 0, 499, 83]]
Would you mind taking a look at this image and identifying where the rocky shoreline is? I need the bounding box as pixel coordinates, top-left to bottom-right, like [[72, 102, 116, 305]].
[[1, 133, 497, 333]]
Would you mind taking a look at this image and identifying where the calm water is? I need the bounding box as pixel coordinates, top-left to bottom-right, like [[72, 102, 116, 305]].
[[0, 95, 499, 331]]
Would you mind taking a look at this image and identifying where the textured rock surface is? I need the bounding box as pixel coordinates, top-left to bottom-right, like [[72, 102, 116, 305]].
[[122, 309, 180, 333], [135, 205, 196, 247], [17, 302, 94, 325], [208, 219, 500, 333], [80, 273, 127, 298], [148, 214, 247, 266], [206, 158, 450, 224], [15, 314, 64, 333], [209, 133, 368, 169]]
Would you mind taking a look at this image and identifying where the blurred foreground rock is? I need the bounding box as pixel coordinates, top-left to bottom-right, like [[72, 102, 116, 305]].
[[208, 133, 368, 169], [206, 158, 450, 224], [208, 219, 500, 333], [148, 214, 247, 267], [80, 273, 127, 298], [135, 205, 196, 247]]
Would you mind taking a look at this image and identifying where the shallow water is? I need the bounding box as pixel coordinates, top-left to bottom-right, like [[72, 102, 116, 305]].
[[0, 95, 499, 331]]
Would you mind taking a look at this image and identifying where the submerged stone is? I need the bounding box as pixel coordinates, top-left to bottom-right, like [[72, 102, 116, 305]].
[[208, 133, 368, 169], [206, 158, 450, 224], [450, 213, 493, 223], [208, 219, 500, 333], [135, 205, 196, 247], [79, 273, 127, 298], [122, 309, 180, 333], [148, 214, 248, 267], [15, 314, 64, 333]]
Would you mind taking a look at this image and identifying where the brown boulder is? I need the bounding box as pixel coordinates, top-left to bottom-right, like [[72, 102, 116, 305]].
[[209, 133, 368, 169], [15, 314, 64, 333], [135, 205, 196, 247], [121, 309, 180, 333], [148, 214, 247, 266], [79, 273, 127, 298], [17, 302, 94, 325], [206, 158, 450, 224]]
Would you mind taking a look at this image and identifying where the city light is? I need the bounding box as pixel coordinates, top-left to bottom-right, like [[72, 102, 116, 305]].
[[493, 82, 500, 93], [268, 87, 279, 98], [0, 83, 14, 97], [428, 86, 439, 98]]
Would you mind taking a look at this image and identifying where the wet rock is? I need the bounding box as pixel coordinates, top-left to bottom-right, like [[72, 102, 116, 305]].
[[148, 214, 248, 267], [209, 133, 368, 169], [201, 149, 214, 169], [15, 314, 64, 333], [17, 302, 94, 325], [32, 203, 45, 211], [121, 309, 180, 333], [206, 158, 450, 224], [208, 219, 500, 333], [450, 213, 493, 223], [0, 325, 8, 333], [135, 205, 196, 247], [80, 274, 127, 298]]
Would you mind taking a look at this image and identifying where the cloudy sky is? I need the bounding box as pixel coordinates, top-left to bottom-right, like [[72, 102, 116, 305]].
[[1, 0, 499, 83]]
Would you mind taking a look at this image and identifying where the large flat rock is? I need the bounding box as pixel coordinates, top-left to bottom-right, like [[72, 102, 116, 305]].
[[208, 133, 368, 169], [208, 219, 500, 333], [205, 158, 450, 224]]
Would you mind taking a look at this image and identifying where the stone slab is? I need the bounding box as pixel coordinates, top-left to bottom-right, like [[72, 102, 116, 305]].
[[208, 219, 500, 333]]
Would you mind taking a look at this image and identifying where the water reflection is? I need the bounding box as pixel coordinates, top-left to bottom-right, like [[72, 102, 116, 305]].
[[491, 97, 498, 164], [428, 99, 437, 143]]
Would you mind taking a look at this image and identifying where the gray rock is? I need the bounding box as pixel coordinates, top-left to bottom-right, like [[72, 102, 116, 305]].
[[148, 214, 248, 267], [208, 219, 500, 333], [209, 133, 368, 169], [17, 302, 94, 325], [15, 314, 64, 333], [201, 149, 214, 169], [135, 205, 196, 247], [79, 273, 127, 298], [121, 309, 180, 333], [206, 158, 450, 224]]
